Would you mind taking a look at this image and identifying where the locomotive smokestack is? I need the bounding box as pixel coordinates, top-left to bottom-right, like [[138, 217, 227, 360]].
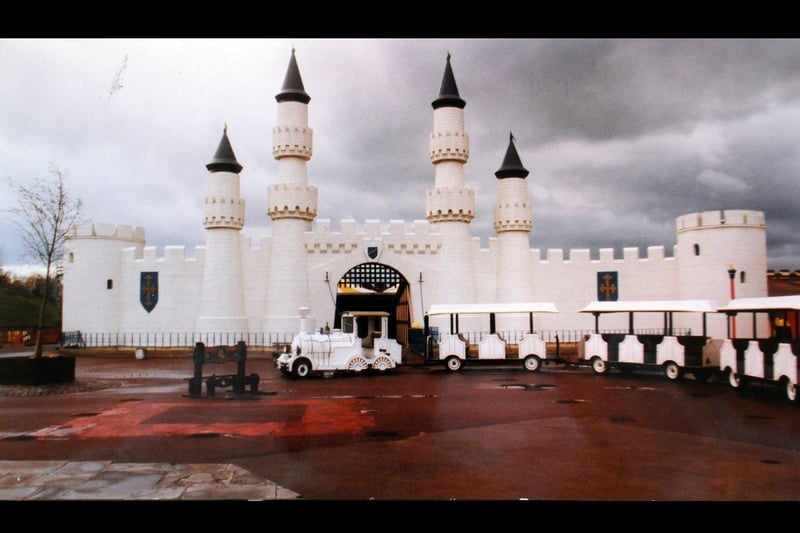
[[298, 307, 310, 333]]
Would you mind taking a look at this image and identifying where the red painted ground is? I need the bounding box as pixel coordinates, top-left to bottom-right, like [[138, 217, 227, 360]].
[[30, 398, 375, 439]]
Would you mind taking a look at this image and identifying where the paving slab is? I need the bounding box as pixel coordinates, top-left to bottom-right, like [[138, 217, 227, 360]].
[[0, 460, 301, 500]]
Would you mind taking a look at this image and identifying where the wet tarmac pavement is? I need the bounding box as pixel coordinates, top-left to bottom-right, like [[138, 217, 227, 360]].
[[0, 347, 301, 501], [3, 346, 800, 510]]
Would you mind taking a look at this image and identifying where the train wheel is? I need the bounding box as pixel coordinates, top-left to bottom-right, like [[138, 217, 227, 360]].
[[293, 359, 312, 379], [785, 380, 798, 403], [347, 356, 369, 372], [664, 362, 681, 381], [373, 355, 393, 372], [727, 369, 740, 388], [591, 357, 607, 375], [445, 356, 463, 372], [523, 355, 541, 372]]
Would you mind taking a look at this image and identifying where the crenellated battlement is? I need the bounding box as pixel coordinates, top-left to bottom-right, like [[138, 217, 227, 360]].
[[299, 218, 687, 264], [676, 209, 766, 233], [305, 239, 360, 254], [119, 244, 203, 265], [203, 196, 245, 229], [304, 218, 443, 255], [272, 124, 313, 159], [525, 245, 674, 264], [67, 222, 205, 268], [68, 222, 146, 242], [425, 187, 475, 223], [267, 183, 318, 221], [429, 131, 469, 163]]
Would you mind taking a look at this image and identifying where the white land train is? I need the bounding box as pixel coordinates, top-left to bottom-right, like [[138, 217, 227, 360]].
[[718, 295, 800, 402], [276, 308, 402, 378], [578, 299, 721, 382], [423, 302, 559, 372]]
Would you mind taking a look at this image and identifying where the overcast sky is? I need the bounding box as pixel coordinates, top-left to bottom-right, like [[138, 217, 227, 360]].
[[2, 38, 799, 275]]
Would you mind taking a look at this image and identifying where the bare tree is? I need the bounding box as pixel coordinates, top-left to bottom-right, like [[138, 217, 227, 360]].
[[7, 165, 82, 358]]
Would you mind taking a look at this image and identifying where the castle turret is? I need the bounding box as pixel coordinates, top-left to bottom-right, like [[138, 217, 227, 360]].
[[425, 54, 477, 329], [494, 133, 534, 330], [196, 126, 248, 333], [62, 223, 146, 334], [263, 48, 318, 333], [675, 209, 768, 338]]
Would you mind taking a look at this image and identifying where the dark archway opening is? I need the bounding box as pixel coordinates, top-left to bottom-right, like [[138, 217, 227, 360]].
[[334, 263, 411, 344]]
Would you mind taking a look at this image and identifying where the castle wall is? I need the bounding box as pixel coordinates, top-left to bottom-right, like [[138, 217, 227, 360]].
[[240, 235, 271, 332], [529, 246, 682, 336], [63, 205, 768, 346], [118, 245, 203, 334]]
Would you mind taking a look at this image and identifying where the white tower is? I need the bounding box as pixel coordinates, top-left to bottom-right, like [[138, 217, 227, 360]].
[[493, 133, 534, 331], [425, 54, 478, 332], [196, 126, 248, 333], [675, 209, 768, 338], [263, 48, 318, 333], [62, 224, 146, 334]]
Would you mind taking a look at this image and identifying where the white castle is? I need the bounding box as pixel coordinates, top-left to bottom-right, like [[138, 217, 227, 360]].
[[61, 50, 769, 347]]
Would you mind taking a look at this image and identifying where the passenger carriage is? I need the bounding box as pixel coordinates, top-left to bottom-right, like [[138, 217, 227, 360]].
[[423, 302, 559, 372], [578, 299, 720, 381], [717, 295, 800, 402]]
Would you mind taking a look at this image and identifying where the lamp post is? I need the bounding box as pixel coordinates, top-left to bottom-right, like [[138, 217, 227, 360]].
[[418, 271, 425, 318], [728, 264, 737, 338]]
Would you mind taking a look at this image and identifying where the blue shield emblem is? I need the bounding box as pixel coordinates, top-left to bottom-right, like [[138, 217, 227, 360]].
[[140, 272, 158, 313], [367, 246, 379, 260], [597, 271, 618, 301]]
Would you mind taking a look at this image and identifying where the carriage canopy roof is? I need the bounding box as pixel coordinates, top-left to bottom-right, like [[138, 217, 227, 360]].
[[341, 311, 391, 318], [717, 295, 800, 313], [426, 302, 558, 316], [580, 300, 719, 314]]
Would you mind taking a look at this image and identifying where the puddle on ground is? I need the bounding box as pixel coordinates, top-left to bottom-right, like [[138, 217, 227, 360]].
[[500, 383, 557, 391]]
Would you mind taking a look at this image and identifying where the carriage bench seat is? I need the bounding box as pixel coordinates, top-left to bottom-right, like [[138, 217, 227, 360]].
[[188, 341, 260, 396]]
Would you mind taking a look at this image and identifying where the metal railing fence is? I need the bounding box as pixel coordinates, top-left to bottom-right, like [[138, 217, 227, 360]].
[[71, 328, 691, 349], [75, 331, 296, 349]]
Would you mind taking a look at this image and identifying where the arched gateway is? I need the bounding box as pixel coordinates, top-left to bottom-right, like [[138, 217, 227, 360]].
[[334, 263, 412, 345]]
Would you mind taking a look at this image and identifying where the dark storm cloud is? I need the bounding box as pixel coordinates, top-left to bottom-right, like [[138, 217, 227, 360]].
[[472, 39, 800, 143], [2, 38, 799, 275]]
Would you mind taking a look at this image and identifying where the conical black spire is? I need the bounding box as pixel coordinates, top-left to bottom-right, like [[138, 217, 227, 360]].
[[276, 47, 310, 104], [206, 125, 243, 174], [495, 132, 529, 179], [432, 52, 466, 110]]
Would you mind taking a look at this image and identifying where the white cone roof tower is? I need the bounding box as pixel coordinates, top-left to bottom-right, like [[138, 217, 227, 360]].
[[493, 133, 535, 329], [196, 125, 248, 333], [263, 48, 318, 333], [425, 53, 479, 329]]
